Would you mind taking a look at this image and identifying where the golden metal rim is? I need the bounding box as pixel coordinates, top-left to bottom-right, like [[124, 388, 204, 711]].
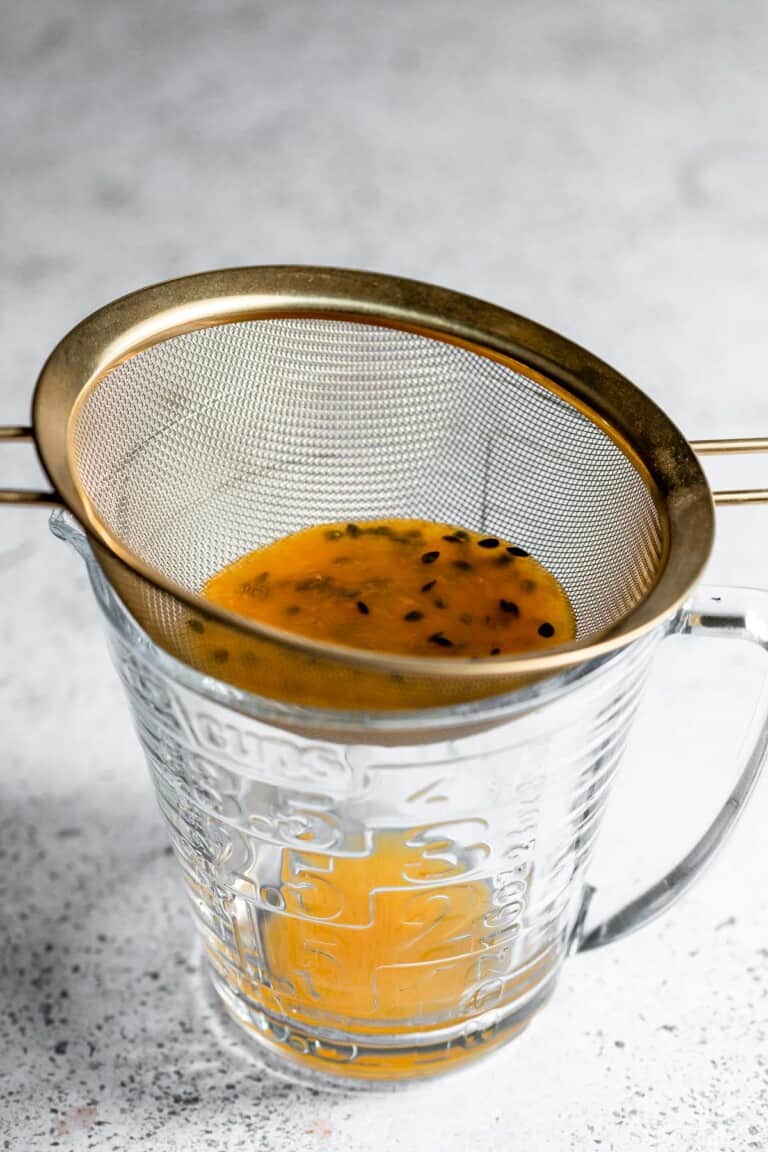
[[31, 265, 715, 679]]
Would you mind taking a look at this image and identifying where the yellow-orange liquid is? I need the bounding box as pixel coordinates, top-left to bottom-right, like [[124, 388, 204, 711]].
[[202, 520, 575, 1054], [263, 832, 488, 1024], [203, 518, 575, 660]]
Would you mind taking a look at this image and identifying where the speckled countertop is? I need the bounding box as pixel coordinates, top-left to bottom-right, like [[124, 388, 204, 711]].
[[2, 2, 768, 1148]]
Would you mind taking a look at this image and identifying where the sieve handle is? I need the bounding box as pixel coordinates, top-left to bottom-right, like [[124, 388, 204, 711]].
[[573, 584, 768, 953], [0, 426, 59, 505], [691, 437, 768, 505]]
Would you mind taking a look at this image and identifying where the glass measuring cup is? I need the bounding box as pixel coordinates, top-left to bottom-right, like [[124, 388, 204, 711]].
[[51, 509, 768, 1088]]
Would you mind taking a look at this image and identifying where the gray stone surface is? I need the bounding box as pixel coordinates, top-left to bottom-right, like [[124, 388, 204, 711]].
[[1, 1, 767, 1148]]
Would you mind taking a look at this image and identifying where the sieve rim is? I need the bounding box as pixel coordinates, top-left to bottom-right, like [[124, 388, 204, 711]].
[[31, 266, 715, 679]]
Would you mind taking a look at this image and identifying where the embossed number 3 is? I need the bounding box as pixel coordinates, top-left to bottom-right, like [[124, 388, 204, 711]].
[[403, 820, 491, 882]]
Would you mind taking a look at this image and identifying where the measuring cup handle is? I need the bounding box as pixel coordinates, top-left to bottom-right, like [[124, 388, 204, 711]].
[[0, 426, 58, 505], [573, 584, 768, 953]]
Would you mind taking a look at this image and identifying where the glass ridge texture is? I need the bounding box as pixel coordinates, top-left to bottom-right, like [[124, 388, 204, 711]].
[[56, 512, 660, 1086]]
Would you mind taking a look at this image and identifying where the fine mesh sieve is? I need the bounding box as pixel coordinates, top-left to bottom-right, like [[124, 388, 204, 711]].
[[71, 319, 663, 637], [1, 266, 739, 708]]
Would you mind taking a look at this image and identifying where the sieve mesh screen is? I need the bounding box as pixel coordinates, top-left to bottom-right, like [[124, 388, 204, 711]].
[[70, 318, 663, 640]]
